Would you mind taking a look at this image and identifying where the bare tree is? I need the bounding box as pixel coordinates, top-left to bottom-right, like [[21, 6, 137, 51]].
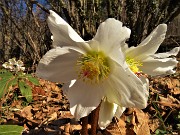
[[0, 0, 50, 65], [48, 0, 180, 46], [0, 0, 179, 66]]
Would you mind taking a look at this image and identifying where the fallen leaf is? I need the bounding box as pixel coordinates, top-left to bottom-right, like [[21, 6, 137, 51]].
[[104, 116, 134, 135], [47, 112, 58, 122], [148, 118, 161, 132], [21, 106, 33, 120], [132, 109, 150, 135]]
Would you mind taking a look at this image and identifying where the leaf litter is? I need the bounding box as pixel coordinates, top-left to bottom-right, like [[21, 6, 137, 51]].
[[0, 62, 179, 135]]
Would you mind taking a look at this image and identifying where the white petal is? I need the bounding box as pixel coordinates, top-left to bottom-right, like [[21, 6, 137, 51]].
[[67, 80, 104, 120], [138, 76, 149, 95], [98, 98, 118, 129], [141, 57, 178, 76], [2, 62, 8, 68], [16, 60, 24, 67], [126, 24, 167, 60], [62, 79, 77, 95], [9, 58, 16, 65], [48, 10, 83, 46], [151, 47, 180, 58], [121, 42, 129, 52], [108, 47, 128, 68], [115, 106, 126, 118], [36, 47, 80, 83], [92, 18, 131, 53], [103, 62, 149, 109], [87, 40, 128, 69], [108, 46, 128, 69], [48, 10, 90, 52]]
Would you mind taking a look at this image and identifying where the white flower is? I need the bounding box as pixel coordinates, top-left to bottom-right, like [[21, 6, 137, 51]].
[[2, 58, 25, 72], [122, 24, 179, 76], [16, 60, 25, 71], [9, 58, 17, 65], [2, 58, 17, 70], [2, 62, 13, 70], [36, 10, 149, 129]]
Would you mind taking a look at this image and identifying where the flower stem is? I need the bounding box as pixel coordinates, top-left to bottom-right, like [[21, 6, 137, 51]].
[[81, 116, 88, 135], [90, 104, 100, 135]]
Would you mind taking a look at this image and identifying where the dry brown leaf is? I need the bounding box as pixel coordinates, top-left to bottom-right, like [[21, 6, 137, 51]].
[[21, 106, 33, 120], [33, 86, 45, 101], [148, 118, 161, 132], [70, 124, 82, 132], [158, 94, 180, 108], [104, 108, 150, 135], [60, 111, 74, 119], [168, 94, 180, 104], [104, 116, 135, 135], [34, 111, 43, 120], [64, 123, 70, 134], [170, 78, 179, 90], [132, 108, 150, 135], [11, 100, 22, 107], [159, 96, 172, 104], [171, 87, 180, 95], [47, 112, 58, 122], [157, 101, 180, 108]]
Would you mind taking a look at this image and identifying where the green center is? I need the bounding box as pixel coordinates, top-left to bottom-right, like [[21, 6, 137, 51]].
[[77, 51, 110, 83], [126, 57, 143, 73]]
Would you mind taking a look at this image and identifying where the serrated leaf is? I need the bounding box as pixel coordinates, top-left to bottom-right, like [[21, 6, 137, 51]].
[[18, 80, 32, 102], [0, 78, 18, 98], [0, 70, 17, 98], [25, 74, 39, 85], [0, 125, 24, 135]]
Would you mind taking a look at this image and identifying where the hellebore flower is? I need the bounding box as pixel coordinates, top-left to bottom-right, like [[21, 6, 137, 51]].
[[122, 24, 180, 76], [36, 10, 149, 129]]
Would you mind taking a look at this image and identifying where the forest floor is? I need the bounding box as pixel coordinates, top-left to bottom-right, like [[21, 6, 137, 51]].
[[0, 61, 179, 135]]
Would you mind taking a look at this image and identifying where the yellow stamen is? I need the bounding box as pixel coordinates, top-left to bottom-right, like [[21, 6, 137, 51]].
[[126, 57, 143, 73], [77, 51, 110, 83]]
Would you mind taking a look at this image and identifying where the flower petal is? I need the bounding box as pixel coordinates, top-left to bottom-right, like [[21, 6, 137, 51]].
[[138, 76, 149, 94], [126, 24, 167, 60], [108, 47, 128, 68], [62, 79, 77, 95], [141, 57, 178, 76], [91, 18, 131, 54], [48, 10, 90, 52], [67, 80, 104, 120], [36, 47, 80, 83], [115, 106, 126, 118], [151, 47, 180, 58], [48, 10, 84, 46], [87, 40, 128, 68], [9, 58, 16, 65], [98, 98, 118, 129], [103, 62, 149, 109]]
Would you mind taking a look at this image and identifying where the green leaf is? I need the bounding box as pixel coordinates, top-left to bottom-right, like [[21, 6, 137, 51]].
[[155, 129, 167, 135], [25, 74, 39, 85], [0, 125, 24, 135], [0, 70, 17, 98], [18, 80, 33, 102], [0, 69, 12, 77]]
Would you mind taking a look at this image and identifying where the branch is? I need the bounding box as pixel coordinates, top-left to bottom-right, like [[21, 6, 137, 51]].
[[30, 0, 50, 14]]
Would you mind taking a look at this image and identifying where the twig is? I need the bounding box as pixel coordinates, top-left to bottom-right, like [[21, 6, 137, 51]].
[[30, 0, 50, 14]]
